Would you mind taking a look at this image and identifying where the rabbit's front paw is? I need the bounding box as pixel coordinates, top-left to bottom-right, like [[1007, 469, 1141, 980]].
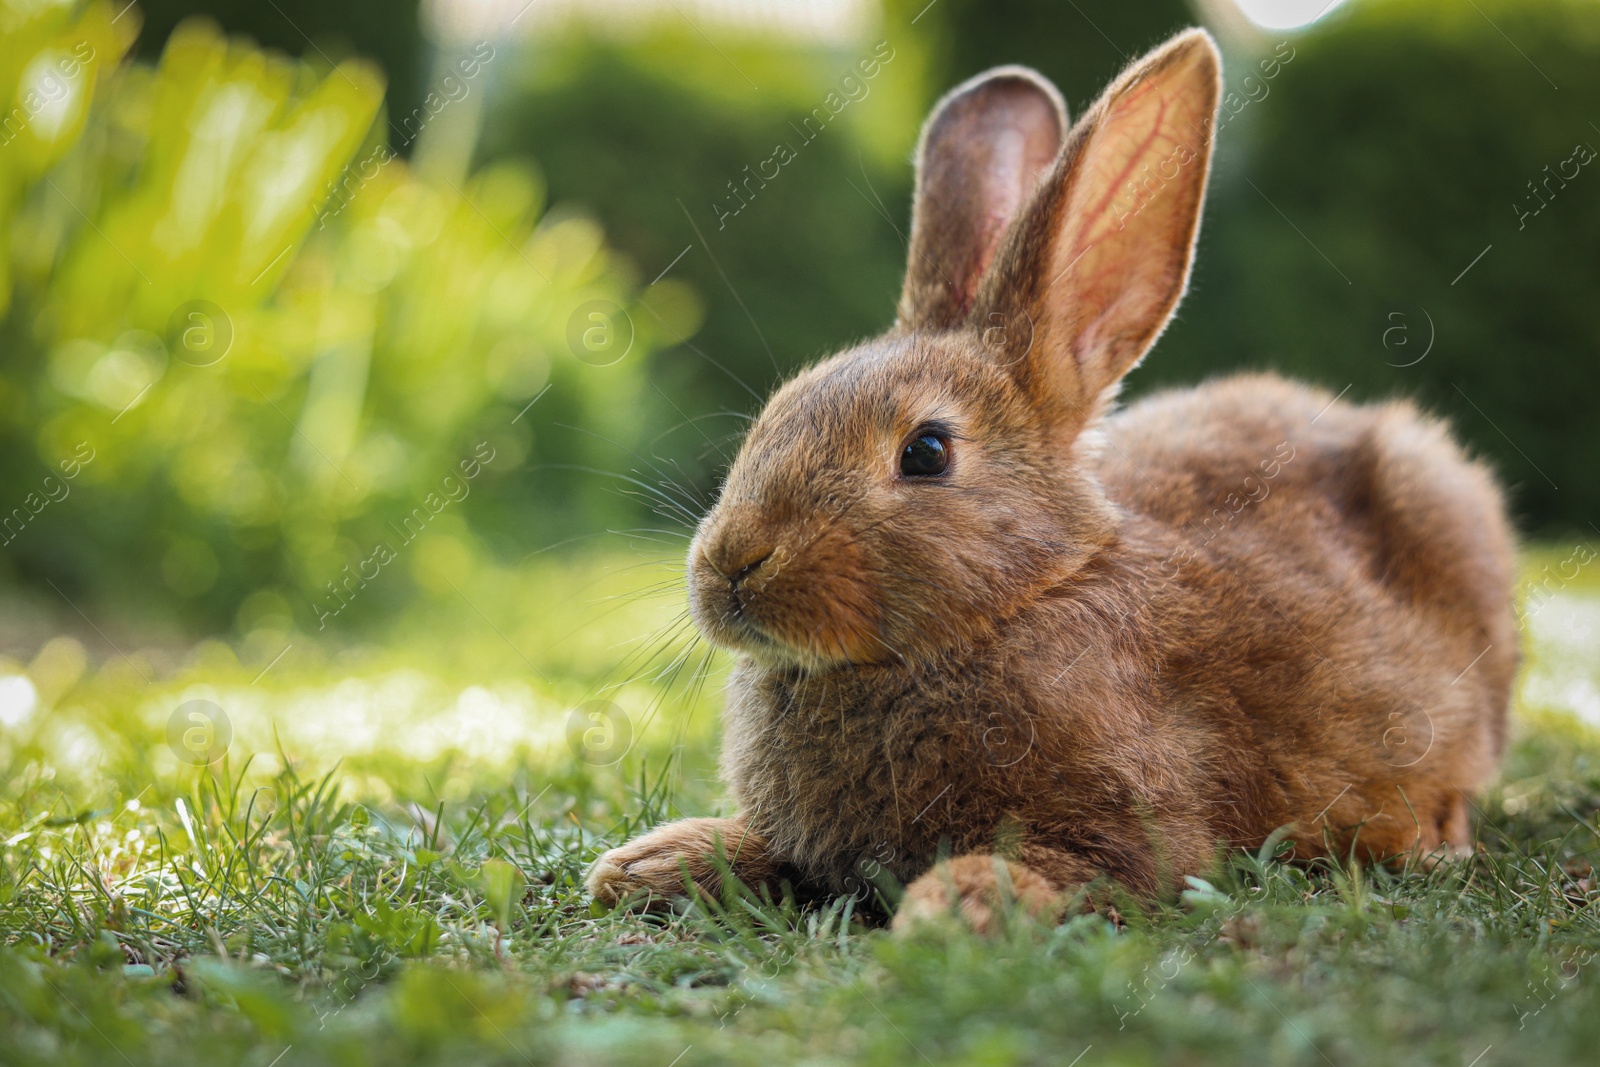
[[892, 854, 1061, 935], [585, 817, 764, 908]]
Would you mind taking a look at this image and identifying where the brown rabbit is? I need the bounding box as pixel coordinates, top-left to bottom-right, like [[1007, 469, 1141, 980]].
[[586, 28, 1517, 932]]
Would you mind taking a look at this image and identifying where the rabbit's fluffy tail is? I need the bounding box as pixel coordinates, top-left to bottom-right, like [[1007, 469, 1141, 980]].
[[1353, 400, 1518, 755]]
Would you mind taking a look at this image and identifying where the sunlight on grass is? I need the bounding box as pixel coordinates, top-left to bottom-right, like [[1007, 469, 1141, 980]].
[[0, 550, 721, 794]]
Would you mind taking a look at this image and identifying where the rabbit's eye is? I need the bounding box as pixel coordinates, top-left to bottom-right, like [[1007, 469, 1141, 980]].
[[900, 430, 950, 478]]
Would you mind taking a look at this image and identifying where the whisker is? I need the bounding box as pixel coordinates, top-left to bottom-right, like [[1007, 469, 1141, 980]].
[[530, 463, 700, 518], [549, 424, 711, 515]]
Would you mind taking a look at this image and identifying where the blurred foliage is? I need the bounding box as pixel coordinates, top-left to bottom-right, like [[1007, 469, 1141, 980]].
[[0, 2, 691, 633], [898, 0, 1197, 113], [1144, 0, 1600, 536], [476, 24, 929, 502], [129, 0, 428, 125]]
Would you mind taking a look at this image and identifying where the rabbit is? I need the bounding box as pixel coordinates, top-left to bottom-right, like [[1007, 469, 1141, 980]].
[[585, 28, 1517, 932]]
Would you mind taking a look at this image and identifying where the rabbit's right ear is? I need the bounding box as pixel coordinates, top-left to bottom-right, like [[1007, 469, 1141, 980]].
[[897, 67, 1068, 331], [973, 30, 1221, 433]]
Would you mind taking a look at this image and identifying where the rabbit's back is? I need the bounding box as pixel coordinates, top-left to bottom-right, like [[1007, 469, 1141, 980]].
[[1094, 372, 1517, 856]]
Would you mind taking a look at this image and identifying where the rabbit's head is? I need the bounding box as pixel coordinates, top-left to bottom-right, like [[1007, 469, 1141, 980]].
[[688, 30, 1221, 672]]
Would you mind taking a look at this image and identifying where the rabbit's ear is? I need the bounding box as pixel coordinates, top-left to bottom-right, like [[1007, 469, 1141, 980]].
[[977, 29, 1220, 429], [897, 67, 1067, 331]]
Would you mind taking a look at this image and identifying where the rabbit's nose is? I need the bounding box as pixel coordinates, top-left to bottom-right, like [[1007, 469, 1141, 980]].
[[707, 539, 774, 587], [728, 549, 773, 587]]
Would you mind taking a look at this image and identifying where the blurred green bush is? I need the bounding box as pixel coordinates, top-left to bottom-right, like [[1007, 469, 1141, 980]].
[[129, 0, 428, 126], [475, 24, 928, 506], [904, 0, 1197, 113], [0, 2, 689, 633], [1145, 0, 1600, 536]]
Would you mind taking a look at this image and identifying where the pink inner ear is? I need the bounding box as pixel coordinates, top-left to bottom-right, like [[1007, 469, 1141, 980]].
[[958, 129, 1029, 317], [902, 68, 1069, 330], [1069, 85, 1172, 288], [1043, 57, 1213, 390]]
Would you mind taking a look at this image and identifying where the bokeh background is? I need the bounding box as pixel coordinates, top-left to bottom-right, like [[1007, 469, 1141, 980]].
[[0, 0, 1598, 783]]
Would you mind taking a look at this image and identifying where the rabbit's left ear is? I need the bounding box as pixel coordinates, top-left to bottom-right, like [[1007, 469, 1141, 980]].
[[976, 29, 1221, 430], [897, 66, 1068, 331]]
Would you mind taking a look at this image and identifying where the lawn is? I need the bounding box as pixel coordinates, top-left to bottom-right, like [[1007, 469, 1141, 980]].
[[2, 547, 1599, 1067]]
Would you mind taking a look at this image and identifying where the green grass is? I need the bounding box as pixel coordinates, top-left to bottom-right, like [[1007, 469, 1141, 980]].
[[3, 549, 1600, 1066]]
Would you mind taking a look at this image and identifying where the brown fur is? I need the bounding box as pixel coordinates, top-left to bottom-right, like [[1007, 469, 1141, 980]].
[[586, 30, 1517, 928]]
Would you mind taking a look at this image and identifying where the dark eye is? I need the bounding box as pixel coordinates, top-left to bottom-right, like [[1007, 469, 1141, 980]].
[[900, 430, 950, 478]]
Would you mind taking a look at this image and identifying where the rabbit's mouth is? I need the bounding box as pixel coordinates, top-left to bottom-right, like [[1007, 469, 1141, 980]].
[[698, 586, 889, 673], [701, 580, 790, 658], [725, 612, 780, 651]]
